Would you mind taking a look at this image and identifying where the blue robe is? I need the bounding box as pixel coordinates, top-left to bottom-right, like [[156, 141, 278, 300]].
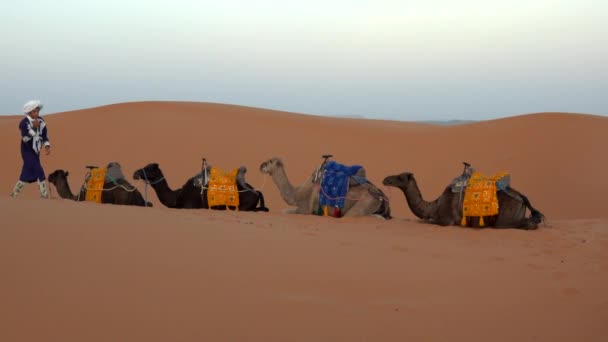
[[19, 116, 50, 183]]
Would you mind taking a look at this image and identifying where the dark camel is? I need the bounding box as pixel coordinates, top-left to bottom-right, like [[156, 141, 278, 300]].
[[132, 163, 269, 211], [382, 172, 544, 229], [48, 169, 152, 207]]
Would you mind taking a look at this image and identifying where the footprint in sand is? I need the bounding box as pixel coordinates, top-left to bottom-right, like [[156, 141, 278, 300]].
[[562, 288, 580, 296], [526, 263, 545, 271], [431, 252, 449, 259], [552, 271, 568, 280], [392, 245, 409, 253]]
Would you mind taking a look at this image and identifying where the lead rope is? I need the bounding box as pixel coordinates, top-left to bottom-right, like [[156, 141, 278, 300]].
[[140, 168, 165, 207]]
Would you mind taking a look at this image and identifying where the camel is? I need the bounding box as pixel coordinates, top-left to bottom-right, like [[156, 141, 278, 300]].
[[132, 163, 269, 211], [259, 157, 391, 219], [48, 169, 152, 207], [382, 172, 544, 229]]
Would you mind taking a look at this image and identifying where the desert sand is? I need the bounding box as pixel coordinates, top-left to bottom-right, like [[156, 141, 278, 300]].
[[1, 102, 607, 341]]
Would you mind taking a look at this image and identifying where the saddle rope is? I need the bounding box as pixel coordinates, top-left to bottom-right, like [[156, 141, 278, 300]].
[[198, 173, 267, 194], [138, 167, 166, 207], [315, 170, 388, 202]]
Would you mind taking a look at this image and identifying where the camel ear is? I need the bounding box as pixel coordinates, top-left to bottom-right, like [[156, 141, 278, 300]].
[[65, 171, 69, 177]]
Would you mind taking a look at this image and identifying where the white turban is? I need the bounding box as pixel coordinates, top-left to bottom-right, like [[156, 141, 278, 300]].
[[23, 100, 43, 114]]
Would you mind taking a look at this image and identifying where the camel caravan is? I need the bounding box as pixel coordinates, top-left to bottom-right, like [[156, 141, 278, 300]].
[[47, 156, 544, 229]]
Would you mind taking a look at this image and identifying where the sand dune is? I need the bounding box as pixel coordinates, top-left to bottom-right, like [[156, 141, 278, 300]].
[[1, 102, 607, 341], [1, 102, 607, 218]]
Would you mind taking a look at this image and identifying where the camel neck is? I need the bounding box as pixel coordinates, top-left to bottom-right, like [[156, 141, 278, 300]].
[[148, 177, 179, 208], [400, 178, 437, 220], [270, 165, 299, 206], [56, 178, 79, 200]]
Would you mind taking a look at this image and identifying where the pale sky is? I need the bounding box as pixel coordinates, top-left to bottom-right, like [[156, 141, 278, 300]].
[[1, 0, 606, 120]]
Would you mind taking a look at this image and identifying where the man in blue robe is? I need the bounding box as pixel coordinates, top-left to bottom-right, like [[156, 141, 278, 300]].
[[10, 100, 51, 198]]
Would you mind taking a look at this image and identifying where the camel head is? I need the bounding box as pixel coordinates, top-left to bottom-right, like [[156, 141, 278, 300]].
[[259, 157, 283, 175], [133, 163, 163, 183], [382, 172, 414, 189], [48, 169, 69, 185]]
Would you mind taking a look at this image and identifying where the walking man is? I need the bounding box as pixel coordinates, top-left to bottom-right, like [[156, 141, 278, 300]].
[[10, 100, 51, 198]]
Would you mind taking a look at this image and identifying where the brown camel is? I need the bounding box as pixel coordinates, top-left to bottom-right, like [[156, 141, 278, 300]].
[[259, 157, 390, 219], [382, 172, 544, 229], [48, 167, 152, 207]]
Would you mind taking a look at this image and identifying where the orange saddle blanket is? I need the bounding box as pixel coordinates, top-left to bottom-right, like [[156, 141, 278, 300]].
[[462, 171, 509, 227], [85, 167, 107, 203], [207, 167, 240, 209]]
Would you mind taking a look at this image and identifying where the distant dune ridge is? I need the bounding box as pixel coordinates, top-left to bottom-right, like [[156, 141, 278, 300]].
[[1, 101, 607, 341]]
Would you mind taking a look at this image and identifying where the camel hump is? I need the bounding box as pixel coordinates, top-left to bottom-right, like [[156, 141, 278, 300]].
[[236, 166, 255, 191], [324, 160, 366, 179], [354, 167, 366, 179], [105, 161, 126, 183]]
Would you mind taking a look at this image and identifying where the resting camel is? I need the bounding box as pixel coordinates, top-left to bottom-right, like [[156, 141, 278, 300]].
[[48, 168, 151, 207], [259, 157, 391, 219], [382, 172, 544, 229], [132, 163, 269, 211]]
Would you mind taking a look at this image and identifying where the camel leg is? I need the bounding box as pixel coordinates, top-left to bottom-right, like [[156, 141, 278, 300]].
[[342, 196, 378, 218]]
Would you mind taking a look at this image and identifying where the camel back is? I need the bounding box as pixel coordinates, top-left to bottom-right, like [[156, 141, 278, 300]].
[[83, 162, 130, 203], [206, 167, 240, 209], [461, 171, 509, 227]]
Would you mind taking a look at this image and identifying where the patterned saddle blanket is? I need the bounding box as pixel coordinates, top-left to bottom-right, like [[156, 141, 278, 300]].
[[85, 167, 106, 203], [206, 167, 240, 209], [461, 171, 510, 227], [319, 161, 365, 212]]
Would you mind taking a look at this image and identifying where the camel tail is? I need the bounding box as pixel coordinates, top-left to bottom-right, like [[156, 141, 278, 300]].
[[378, 198, 392, 220], [520, 194, 545, 225], [372, 188, 392, 220], [253, 190, 270, 212]]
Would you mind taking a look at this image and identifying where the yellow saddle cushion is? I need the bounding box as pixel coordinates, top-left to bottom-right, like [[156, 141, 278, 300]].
[[207, 167, 239, 209], [85, 168, 107, 203], [462, 171, 509, 226]]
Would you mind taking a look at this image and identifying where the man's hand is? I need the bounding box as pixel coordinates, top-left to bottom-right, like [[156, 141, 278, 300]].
[[44, 145, 51, 155]]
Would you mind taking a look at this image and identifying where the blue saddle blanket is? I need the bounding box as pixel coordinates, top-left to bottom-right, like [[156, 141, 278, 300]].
[[319, 161, 363, 208]]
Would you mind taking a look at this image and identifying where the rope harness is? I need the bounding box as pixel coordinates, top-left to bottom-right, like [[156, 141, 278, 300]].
[[138, 167, 165, 207], [197, 173, 267, 194]]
